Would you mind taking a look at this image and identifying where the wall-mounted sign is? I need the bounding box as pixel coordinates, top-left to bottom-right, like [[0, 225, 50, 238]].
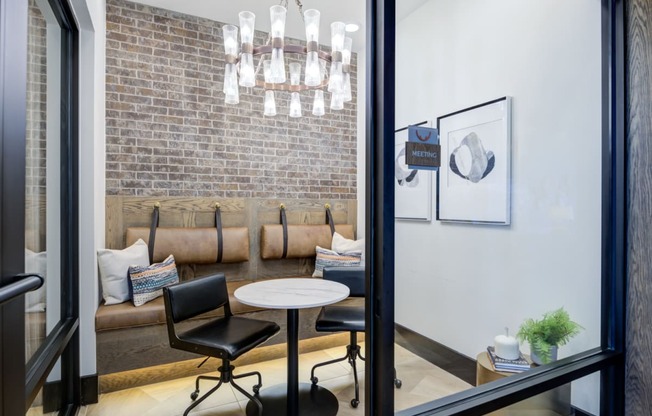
[[406, 142, 441, 168], [406, 126, 440, 170]]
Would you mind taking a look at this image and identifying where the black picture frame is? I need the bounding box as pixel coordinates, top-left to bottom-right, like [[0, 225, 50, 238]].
[[436, 97, 512, 225]]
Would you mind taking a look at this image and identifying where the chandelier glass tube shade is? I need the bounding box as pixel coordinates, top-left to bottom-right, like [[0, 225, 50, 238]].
[[222, 5, 353, 117]]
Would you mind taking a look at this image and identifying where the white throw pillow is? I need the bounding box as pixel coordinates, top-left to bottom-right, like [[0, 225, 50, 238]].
[[331, 232, 365, 266], [25, 249, 47, 312], [97, 239, 149, 305], [331, 232, 365, 253]]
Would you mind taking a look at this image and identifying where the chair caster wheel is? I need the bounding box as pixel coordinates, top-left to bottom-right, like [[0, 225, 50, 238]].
[[351, 399, 359, 408], [311, 376, 318, 385], [190, 390, 199, 401], [394, 379, 402, 389], [253, 385, 260, 394]]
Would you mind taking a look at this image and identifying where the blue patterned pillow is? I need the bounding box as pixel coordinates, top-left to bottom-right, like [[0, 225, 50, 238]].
[[312, 246, 362, 278], [129, 254, 179, 306]]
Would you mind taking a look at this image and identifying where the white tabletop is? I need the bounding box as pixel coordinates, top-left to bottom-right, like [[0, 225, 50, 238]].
[[234, 278, 350, 310]]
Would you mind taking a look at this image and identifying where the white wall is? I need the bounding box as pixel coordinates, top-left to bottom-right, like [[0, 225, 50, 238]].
[[70, 0, 106, 378], [394, 0, 602, 412]]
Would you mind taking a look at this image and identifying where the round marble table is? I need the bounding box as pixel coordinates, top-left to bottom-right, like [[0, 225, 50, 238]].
[[234, 278, 349, 416]]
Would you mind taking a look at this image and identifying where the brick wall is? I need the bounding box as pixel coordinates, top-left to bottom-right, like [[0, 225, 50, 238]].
[[25, 0, 47, 252], [26, 0, 47, 196], [105, 0, 358, 199]]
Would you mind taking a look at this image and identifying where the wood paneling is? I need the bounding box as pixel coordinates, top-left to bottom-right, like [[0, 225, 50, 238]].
[[626, 0, 652, 413]]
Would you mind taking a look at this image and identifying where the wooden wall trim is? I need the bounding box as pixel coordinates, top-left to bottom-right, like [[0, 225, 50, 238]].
[[625, 0, 652, 413]]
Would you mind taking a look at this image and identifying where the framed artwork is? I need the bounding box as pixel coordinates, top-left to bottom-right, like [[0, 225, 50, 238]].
[[395, 125, 432, 221], [436, 97, 512, 224]]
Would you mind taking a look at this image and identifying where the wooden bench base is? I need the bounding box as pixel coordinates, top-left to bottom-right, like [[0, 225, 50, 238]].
[[96, 298, 363, 376], [99, 332, 362, 393]]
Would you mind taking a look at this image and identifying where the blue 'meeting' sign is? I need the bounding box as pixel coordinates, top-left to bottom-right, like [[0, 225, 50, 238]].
[[406, 126, 440, 171]]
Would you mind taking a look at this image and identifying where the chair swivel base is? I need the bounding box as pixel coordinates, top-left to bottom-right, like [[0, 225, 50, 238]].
[[311, 342, 364, 408], [310, 338, 403, 408], [245, 383, 339, 416], [185, 361, 263, 416]]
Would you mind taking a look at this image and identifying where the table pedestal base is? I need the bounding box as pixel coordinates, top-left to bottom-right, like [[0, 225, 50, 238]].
[[245, 383, 339, 416]]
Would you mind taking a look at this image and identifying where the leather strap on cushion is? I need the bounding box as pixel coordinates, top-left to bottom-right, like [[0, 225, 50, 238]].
[[280, 205, 288, 259], [126, 226, 249, 264], [148, 205, 160, 264], [325, 205, 335, 236], [260, 224, 355, 259], [215, 205, 223, 263]]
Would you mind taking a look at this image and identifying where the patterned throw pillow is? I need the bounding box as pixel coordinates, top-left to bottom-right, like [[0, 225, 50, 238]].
[[129, 254, 179, 307], [312, 246, 362, 278]]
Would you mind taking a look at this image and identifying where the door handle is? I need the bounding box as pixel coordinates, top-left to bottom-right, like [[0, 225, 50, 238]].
[[0, 273, 44, 306]]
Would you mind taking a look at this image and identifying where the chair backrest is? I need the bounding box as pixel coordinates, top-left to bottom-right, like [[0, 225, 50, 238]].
[[163, 273, 231, 324], [323, 266, 365, 297]]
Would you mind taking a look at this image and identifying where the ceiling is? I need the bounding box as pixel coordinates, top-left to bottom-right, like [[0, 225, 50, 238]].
[[130, 0, 430, 52]]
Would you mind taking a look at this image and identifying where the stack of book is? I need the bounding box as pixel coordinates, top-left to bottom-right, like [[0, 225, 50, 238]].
[[486, 346, 531, 373]]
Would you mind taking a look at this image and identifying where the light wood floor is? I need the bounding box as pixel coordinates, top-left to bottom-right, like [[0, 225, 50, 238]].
[[29, 343, 472, 416]]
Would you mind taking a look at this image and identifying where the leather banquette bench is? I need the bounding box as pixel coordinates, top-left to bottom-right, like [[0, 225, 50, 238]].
[[95, 211, 355, 390]]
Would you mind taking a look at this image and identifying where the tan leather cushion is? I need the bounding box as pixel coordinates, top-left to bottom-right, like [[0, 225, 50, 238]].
[[95, 297, 166, 331], [260, 224, 355, 260], [95, 280, 267, 332], [126, 227, 249, 264]]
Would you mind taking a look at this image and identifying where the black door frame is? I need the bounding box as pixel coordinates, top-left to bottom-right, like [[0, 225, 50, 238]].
[[365, 0, 396, 414], [366, 0, 626, 414], [0, 0, 80, 413], [0, 0, 30, 414]]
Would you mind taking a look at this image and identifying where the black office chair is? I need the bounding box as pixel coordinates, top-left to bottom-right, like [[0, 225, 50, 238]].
[[310, 266, 401, 408], [163, 273, 280, 416]]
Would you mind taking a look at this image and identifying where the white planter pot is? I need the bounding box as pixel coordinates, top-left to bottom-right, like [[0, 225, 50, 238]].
[[530, 345, 558, 365]]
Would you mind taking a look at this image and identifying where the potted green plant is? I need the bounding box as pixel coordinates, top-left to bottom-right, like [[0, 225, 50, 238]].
[[516, 307, 583, 365]]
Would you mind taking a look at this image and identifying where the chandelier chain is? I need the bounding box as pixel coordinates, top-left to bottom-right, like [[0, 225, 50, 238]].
[[294, 0, 304, 17]]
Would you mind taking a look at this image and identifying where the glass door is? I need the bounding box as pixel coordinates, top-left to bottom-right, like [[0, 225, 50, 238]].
[[25, 0, 63, 368], [1, 0, 79, 413], [364, 0, 624, 414], [393, 0, 605, 411]]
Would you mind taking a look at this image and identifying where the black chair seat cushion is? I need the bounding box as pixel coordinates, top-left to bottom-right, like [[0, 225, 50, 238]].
[[315, 305, 364, 333], [178, 316, 280, 360]]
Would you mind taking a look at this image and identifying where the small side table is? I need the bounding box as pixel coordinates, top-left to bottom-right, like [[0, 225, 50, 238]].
[[235, 278, 350, 416], [476, 352, 572, 415]]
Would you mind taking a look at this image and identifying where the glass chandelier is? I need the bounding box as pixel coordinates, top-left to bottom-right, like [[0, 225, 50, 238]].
[[222, 2, 353, 117]]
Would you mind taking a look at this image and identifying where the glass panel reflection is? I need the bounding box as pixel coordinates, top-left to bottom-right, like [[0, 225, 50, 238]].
[[25, 0, 61, 363], [483, 373, 600, 415], [394, 0, 602, 413], [486, 384, 573, 416]]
